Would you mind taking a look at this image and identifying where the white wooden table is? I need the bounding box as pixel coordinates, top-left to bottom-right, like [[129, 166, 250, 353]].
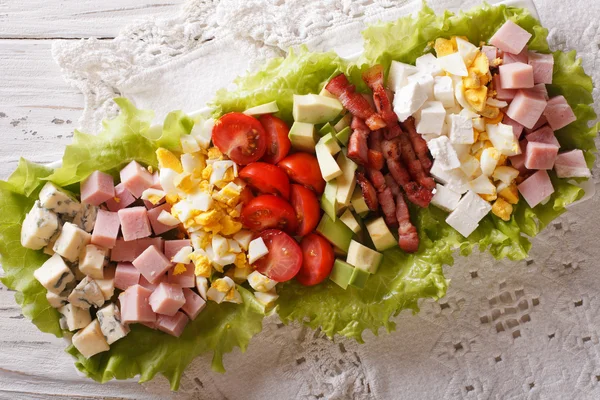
[[0, 2, 186, 398]]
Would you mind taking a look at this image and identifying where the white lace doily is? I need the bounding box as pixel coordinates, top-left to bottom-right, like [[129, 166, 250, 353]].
[[51, 0, 600, 398]]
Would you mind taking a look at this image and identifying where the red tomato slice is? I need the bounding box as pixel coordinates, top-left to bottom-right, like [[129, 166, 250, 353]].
[[241, 194, 298, 233], [254, 229, 303, 282], [212, 112, 267, 165], [296, 233, 335, 286], [239, 185, 255, 205], [278, 153, 326, 194], [239, 162, 290, 199], [259, 115, 291, 164], [289, 184, 321, 237]]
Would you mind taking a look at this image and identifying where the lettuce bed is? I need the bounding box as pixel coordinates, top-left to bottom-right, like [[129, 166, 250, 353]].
[[0, 4, 597, 390]]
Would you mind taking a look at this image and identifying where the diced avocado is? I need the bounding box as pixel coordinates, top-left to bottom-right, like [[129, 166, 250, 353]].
[[351, 188, 370, 215], [315, 143, 343, 181], [316, 214, 354, 253], [339, 209, 361, 234], [319, 87, 339, 100], [335, 150, 358, 206], [320, 180, 338, 221], [293, 94, 343, 124], [329, 259, 354, 289], [335, 127, 351, 146], [346, 240, 383, 274], [243, 101, 279, 116], [365, 217, 397, 251], [349, 267, 370, 289], [318, 133, 341, 155], [333, 113, 352, 132], [333, 246, 347, 257], [289, 122, 317, 153], [318, 123, 336, 137]]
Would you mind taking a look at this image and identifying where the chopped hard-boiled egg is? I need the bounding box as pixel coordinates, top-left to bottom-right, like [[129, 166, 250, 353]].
[[254, 290, 279, 307], [248, 237, 269, 264], [247, 271, 277, 293], [157, 210, 180, 226], [172, 246, 193, 264], [486, 123, 520, 156], [233, 230, 253, 250], [480, 147, 501, 176], [141, 188, 166, 205]]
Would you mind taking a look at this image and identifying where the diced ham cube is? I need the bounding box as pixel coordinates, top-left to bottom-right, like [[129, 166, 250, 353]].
[[119, 284, 156, 324], [181, 288, 206, 320], [502, 115, 524, 139], [120, 161, 154, 198], [139, 321, 157, 330], [503, 46, 528, 64], [543, 95, 576, 131], [111, 239, 137, 262], [164, 240, 192, 260], [528, 52, 554, 84], [149, 283, 185, 316], [506, 90, 547, 129], [481, 45, 498, 63], [139, 274, 166, 291], [525, 142, 559, 170], [489, 20, 532, 54], [156, 312, 189, 337], [132, 245, 171, 284], [168, 264, 195, 288], [91, 209, 120, 249], [147, 203, 177, 235], [118, 207, 152, 241], [105, 183, 136, 212], [80, 171, 115, 206], [493, 74, 516, 101], [114, 262, 140, 290], [499, 62, 534, 89], [525, 114, 548, 134], [526, 125, 560, 147], [554, 150, 591, 178], [529, 83, 549, 100], [518, 170, 555, 208], [509, 140, 529, 173], [136, 237, 164, 258]]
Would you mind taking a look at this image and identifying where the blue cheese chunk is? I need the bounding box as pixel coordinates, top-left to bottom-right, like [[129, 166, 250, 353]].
[[39, 182, 81, 218], [68, 276, 105, 309], [72, 319, 110, 358], [58, 303, 91, 331], [33, 253, 75, 294], [21, 201, 60, 250], [53, 222, 91, 262], [95, 276, 115, 301], [78, 244, 108, 279], [72, 203, 98, 233], [97, 303, 130, 345], [46, 291, 68, 308]]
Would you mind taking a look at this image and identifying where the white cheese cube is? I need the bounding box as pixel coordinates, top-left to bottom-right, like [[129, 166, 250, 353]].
[[58, 303, 91, 331], [233, 230, 253, 251], [254, 290, 279, 307], [415, 53, 443, 76], [191, 118, 214, 149], [181, 152, 206, 175], [247, 271, 277, 293], [315, 143, 342, 181], [438, 52, 468, 76], [469, 175, 496, 195], [430, 162, 469, 194], [486, 123, 521, 156], [196, 276, 209, 300], [339, 209, 361, 233], [427, 136, 460, 170], [449, 114, 475, 144], [431, 184, 462, 212], [46, 291, 68, 308], [480, 148, 501, 176], [172, 246, 193, 264], [459, 108, 479, 119], [455, 37, 479, 66], [393, 81, 428, 122], [212, 234, 229, 257], [95, 275, 115, 301], [421, 134, 440, 143], [387, 60, 419, 90], [39, 182, 81, 218], [21, 201, 60, 250], [445, 190, 492, 237], [433, 76, 455, 108], [415, 101, 446, 135], [96, 303, 130, 345], [141, 188, 166, 205], [248, 237, 269, 264], [68, 276, 105, 310], [407, 72, 434, 99], [459, 155, 481, 178], [453, 144, 471, 160], [493, 166, 519, 184], [472, 117, 486, 132], [445, 209, 480, 238], [34, 253, 74, 294], [157, 210, 181, 226], [181, 134, 201, 153], [78, 244, 108, 279], [53, 222, 92, 262], [72, 319, 110, 358]]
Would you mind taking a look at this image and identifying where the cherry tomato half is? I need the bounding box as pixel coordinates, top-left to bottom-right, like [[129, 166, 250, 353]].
[[254, 229, 303, 282], [289, 184, 321, 237], [241, 194, 298, 234], [296, 234, 335, 286], [278, 153, 326, 194], [239, 162, 290, 199], [259, 115, 291, 164], [212, 112, 267, 165], [239, 185, 255, 205]]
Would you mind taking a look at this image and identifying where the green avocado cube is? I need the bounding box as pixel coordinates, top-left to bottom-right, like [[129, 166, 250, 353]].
[[329, 259, 355, 289], [349, 267, 370, 289], [318, 123, 336, 137], [316, 214, 353, 253], [335, 127, 351, 146]]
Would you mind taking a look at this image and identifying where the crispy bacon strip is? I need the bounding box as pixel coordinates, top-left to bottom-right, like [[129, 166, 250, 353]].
[[366, 168, 386, 190], [347, 117, 370, 166], [384, 174, 401, 196], [366, 168, 397, 227], [396, 192, 419, 253], [356, 171, 379, 211], [368, 150, 384, 170], [381, 139, 401, 160], [363, 65, 398, 127], [401, 117, 433, 174], [368, 130, 383, 152], [384, 124, 402, 140], [397, 134, 436, 190], [386, 159, 433, 208]]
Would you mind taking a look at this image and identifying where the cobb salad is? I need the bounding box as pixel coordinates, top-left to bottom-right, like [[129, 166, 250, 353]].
[[0, 4, 597, 390]]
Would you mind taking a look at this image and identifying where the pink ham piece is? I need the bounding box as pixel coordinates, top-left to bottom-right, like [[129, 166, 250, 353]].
[[518, 170, 555, 208], [156, 312, 189, 337], [119, 284, 156, 324], [493, 74, 516, 101], [503, 47, 528, 65], [120, 160, 154, 198], [132, 245, 171, 284], [138, 274, 166, 291], [91, 209, 120, 249], [543, 95, 576, 131], [528, 52, 554, 84], [525, 142, 559, 170], [554, 150, 591, 178], [181, 288, 206, 320], [118, 206, 152, 241], [114, 262, 140, 290], [111, 239, 137, 262], [80, 171, 115, 206], [164, 240, 191, 260], [529, 83, 549, 100], [499, 62, 534, 89], [489, 20, 532, 54], [506, 90, 547, 129], [526, 125, 560, 147], [168, 264, 195, 288], [525, 114, 548, 134], [481, 45, 498, 63], [147, 203, 178, 235], [105, 183, 136, 212], [509, 140, 529, 173], [136, 237, 164, 257], [149, 282, 185, 316], [503, 115, 524, 139]]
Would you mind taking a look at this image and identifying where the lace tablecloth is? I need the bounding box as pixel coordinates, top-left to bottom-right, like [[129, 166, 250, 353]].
[[50, 0, 600, 398]]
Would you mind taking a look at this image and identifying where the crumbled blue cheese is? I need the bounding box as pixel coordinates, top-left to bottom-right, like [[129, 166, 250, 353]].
[[78, 244, 108, 279], [46, 290, 68, 308], [71, 319, 110, 358], [72, 203, 98, 233], [96, 303, 130, 345], [53, 222, 92, 262], [21, 201, 60, 250], [33, 253, 75, 294], [95, 275, 115, 301], [58, 303, 91, 331], [39, 182, 81, 218], [68, 277, 105, 310]]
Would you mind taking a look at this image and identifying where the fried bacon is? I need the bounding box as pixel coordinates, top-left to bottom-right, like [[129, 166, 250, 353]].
[[386, 159, 433, 208], [347, 117, 370, 166], [396, 192, 420, 253], [363, 65, 398, 127], [356, 171, 379, 211], [368, 130, 383, 152], [401, 117, 433, 174], [366, 168, 397, 227], [397, 134, 436, 190], [368, 149, 384, 170], [384, 174, 401, 196]]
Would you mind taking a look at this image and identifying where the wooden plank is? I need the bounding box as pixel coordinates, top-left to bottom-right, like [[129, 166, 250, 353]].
[[0, 0, 185, 39]]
